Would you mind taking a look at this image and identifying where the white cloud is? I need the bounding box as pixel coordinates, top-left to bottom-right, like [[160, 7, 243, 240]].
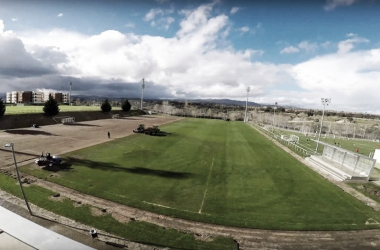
[[163, 17, 175, 30], [144, 8, 164, 21], [280, 46, 299, 54], [292, 49, 380, 113], [238, 26, 249, 33], [280, 41, 318, 54], [324, 0, 356, 11], [337, 35, 369, 54], [230, 7, 240, 14], [144, 7, 175, 30], [151, 17, 175, 30], [11, 18, 17, 22], [321, 41, 331, 49], [57, 13, 63, 17], [298, 41, 318, 53], [11, 5, 290, 101]]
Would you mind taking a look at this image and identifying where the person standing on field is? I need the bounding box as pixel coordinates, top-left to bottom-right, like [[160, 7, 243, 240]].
[[108, 131, 110, 139]]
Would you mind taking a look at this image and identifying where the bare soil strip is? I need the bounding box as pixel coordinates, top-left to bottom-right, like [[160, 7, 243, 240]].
[[199, 158, 214, 214], [1, 116, 380, 249]]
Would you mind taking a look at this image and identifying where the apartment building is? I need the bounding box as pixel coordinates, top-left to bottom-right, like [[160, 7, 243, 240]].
[[5, 90, 69, 104], [32, 91, 44, 103], [6, 91, 18, 104]]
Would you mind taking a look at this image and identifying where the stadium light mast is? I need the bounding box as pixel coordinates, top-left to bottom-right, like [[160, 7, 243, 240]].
[[244, 86, 251, 122], [69, 82, 72, 105], [140, 78, 145, 110], [273, 102, 278, 132], [4, 143, 33, 215], [315, 98, 331, 154]]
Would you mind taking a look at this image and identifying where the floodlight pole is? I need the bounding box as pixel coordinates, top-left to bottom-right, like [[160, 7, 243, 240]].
[[140, 78, 145, 110], [244, 87, 251, 122], [315, 98, 331, 154], [69, 82, 72, 106], [4, 143, 33, 215], [273, 102, 277, 132]]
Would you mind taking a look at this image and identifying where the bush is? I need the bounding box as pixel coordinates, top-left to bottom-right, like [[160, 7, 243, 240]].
[[0, 98, 5, 118], [101, 99, 112, 113], [121, 99, 131, 112], [43, 95, 60, 116]]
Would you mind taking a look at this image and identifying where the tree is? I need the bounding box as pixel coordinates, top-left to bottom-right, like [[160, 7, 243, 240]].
[[43, 94, 60, 116], [0, 98, 5, 118], [121, 99, 131, 112], [101, 98, 112, 113]]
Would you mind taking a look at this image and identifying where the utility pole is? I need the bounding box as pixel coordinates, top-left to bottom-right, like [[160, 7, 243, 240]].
[[273, 102, 277, 132], [69, 82, 72, 105], [4, 143, 33, 215], [244, 87, 251, 122], [140, 78, 145, 110], [315, 98, 331, 154]]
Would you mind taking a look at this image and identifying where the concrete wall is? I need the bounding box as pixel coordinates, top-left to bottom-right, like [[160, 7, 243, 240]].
[[0, 110, 142, 130]]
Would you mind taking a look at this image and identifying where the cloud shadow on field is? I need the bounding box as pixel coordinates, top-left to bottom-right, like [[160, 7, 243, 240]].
[[64, 157, 194, 179], [4, 129, 55, 136]]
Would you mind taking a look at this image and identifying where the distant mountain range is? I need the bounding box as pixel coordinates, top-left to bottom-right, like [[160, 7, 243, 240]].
[[72, 95, 262, 107], [0, 92, 291, 108]]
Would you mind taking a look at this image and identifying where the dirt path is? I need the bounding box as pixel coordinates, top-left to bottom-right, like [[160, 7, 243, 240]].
[[1, 116, 380, 249]]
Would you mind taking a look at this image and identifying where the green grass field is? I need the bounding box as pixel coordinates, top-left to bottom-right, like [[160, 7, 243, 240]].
[[0, 174, 236, 250], [274, 128, 380, 156], [22, 118, 380, 230], [5, 105, 122, 114]]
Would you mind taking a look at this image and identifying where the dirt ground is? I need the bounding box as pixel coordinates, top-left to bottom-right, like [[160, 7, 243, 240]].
[[1, 115, 380, 250]]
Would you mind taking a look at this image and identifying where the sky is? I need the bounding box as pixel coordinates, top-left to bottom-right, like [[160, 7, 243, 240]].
[[1, 0, 380, 113]]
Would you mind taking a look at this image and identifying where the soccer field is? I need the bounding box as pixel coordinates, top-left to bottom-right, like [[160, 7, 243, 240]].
[[22, 118, 380, 230]]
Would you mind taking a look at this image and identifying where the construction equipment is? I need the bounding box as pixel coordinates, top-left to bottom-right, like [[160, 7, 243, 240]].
[[133, 124, 146, 133], [133, 124, 160, 135], [35, 152, 62, 167], [144, 125, 160, 135]]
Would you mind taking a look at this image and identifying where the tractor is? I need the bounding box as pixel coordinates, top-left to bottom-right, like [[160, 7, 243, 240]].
[[144, 125, 160, 135], [133, 124, 146, 133], [133, 124, 160, 135], [35, 152, 62, 167]]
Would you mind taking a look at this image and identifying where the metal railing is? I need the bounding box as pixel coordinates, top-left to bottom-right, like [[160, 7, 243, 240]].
[[249, 122, 314, 158]]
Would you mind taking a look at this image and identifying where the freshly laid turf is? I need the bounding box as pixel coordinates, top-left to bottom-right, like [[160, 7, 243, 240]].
[[0, 174, 237, 250], [22, 118, 380, 230]]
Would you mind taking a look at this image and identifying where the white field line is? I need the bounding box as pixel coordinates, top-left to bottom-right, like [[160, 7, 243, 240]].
[[143, 201, 207, 214], [143, 201, 172, 209], [199, 158, 214, 214]]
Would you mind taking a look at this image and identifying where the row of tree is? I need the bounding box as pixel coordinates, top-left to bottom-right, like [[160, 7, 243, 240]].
[[0, 96, 132, 118]]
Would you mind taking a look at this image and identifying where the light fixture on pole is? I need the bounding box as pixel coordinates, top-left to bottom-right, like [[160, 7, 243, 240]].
[[140, 78, 145, 110], [315, 98, 331, 153], [273, 102, 278, 132], [244, 86, 251, 123], [69, 82, 72, 106], [4, 143, 33, 215]]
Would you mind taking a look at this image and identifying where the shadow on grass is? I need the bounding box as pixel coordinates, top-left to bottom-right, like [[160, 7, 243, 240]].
[[4, 129, 55, 136], [63, 157, 194, 179], [42, 163, 74, 172], [149, 131, 172, 137], [63, 123, 100, 127]]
